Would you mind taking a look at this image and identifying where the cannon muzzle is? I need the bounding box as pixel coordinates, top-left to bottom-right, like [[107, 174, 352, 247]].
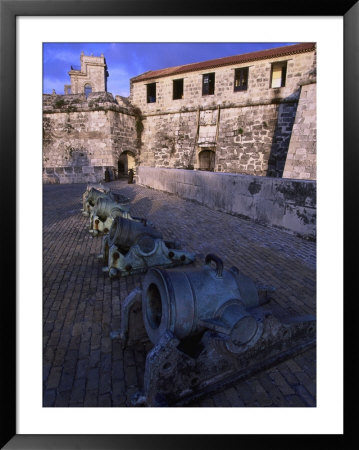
[[142, 254, 262, 351], [82, 187, 110, 215], [89, 195, 146, 235]]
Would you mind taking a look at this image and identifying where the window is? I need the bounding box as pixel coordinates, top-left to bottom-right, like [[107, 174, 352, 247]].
[[270, 62, 287, 88], [173, 79, 184, 100], [202, 73, 215, 96], [147, 83, 156, 103], [84, 84, 92, 97], [234, 67, 249, 91]]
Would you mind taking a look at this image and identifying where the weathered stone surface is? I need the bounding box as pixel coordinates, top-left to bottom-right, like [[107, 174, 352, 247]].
[[43, 46, 316, 183], [283, 83, 316, 180], [43, 102, 138, 184], [68, 53, 108, 94], [137, 167, 316, 239], [130, 51, 316, 113]]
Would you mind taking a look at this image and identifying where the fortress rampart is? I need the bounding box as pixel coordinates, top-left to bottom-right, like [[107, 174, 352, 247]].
[[43, 44, 316, 184]]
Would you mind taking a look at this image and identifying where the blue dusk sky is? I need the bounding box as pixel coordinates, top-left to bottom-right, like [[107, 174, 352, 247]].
[[43, 42, 296, 97]]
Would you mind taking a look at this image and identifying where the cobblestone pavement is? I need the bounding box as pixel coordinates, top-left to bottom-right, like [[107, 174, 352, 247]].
[[43, 180, 316, 407]]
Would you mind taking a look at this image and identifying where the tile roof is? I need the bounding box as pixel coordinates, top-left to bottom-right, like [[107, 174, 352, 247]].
[[131, 42, 316, 83]]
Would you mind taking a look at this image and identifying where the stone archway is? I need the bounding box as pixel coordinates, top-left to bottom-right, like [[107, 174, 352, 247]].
[[198, 148, 215, 171], [118, 151, 136, 177]]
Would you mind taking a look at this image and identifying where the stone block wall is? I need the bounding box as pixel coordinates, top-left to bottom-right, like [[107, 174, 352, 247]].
[[139, 100, 298, 177], [216, 101, 298, 176], [283, 82, 316, 180], [137, 167, 316, 239], [43, 47, 316, 183], [130, 50, 316, 113], [131, 49, 316, 178], [43, 93, 137, 183], [140, 111, 198, 168]]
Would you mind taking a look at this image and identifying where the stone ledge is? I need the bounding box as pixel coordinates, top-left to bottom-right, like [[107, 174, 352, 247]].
[[137, 167, 316, 240]]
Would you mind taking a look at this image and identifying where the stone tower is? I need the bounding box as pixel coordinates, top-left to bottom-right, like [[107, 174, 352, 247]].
[[65, 52, 109, 95]]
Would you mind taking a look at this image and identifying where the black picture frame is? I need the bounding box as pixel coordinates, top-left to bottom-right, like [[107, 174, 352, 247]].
[[1, 0, 356, 448]]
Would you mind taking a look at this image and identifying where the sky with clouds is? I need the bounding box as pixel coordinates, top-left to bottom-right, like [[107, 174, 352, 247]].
[[43, 42, 296, 97]]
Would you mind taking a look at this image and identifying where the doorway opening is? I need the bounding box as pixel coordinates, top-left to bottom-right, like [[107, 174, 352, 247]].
[[198, 148, 215, 171], [118, 151, 136, 178]]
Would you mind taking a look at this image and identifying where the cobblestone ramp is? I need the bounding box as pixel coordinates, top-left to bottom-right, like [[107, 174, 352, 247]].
[[43, 180, 316, 407]]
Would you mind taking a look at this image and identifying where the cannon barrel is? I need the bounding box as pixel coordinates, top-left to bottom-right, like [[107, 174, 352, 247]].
[[142, 254, 263, 350], [85, 187, 108, 204], [107, 216, 162, 252], [84, 182, 109, 195], [85, 188, 128, 208], [82, 184, 109, 203], [83, 187, 110, 214], [93, 196, 130, 221]]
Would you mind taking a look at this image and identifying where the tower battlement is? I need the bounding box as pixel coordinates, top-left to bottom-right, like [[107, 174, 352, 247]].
[[66, 52, 108, 95]]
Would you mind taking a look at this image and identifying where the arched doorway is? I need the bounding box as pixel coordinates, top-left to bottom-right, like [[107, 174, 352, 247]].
[[118, 151, 136, 178], [198, 149, 215, 171]]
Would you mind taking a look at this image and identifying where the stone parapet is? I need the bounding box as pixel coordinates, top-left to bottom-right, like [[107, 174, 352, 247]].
[[43, 165, 106, 184], [43, 92, 134, 115], [137, 167, 316, 239]]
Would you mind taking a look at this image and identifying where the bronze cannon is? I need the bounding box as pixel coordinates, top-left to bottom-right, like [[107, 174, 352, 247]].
[[142, 254, 264, 349], [89, 196, 144, 236], [117, 254, 316, 406], [82, 186, 124, 217], [99, 216, 195, 277]]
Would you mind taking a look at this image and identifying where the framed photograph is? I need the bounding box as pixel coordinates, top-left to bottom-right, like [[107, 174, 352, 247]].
[[1, 0, 356, 448]]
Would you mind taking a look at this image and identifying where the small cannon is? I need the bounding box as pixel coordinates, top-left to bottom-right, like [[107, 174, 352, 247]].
[[89, 196, 145, 236], [99, 216, 195, 277], [82, 186, 109, 216], [83, 182, 109, 196], [117, 254, 316, 406], [82, 187, 129, 217], [142, 254, 265, 348]]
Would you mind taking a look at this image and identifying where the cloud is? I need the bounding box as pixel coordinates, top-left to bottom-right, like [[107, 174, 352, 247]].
[[43, 77, 68, 94], [44, 49, 79, 64], [107, 66, 133, 97]]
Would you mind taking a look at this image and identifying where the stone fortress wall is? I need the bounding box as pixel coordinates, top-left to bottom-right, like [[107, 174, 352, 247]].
[[43, 92, 138, 184], [43, 44, 317, 184], [130, 48, 316, 178]]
